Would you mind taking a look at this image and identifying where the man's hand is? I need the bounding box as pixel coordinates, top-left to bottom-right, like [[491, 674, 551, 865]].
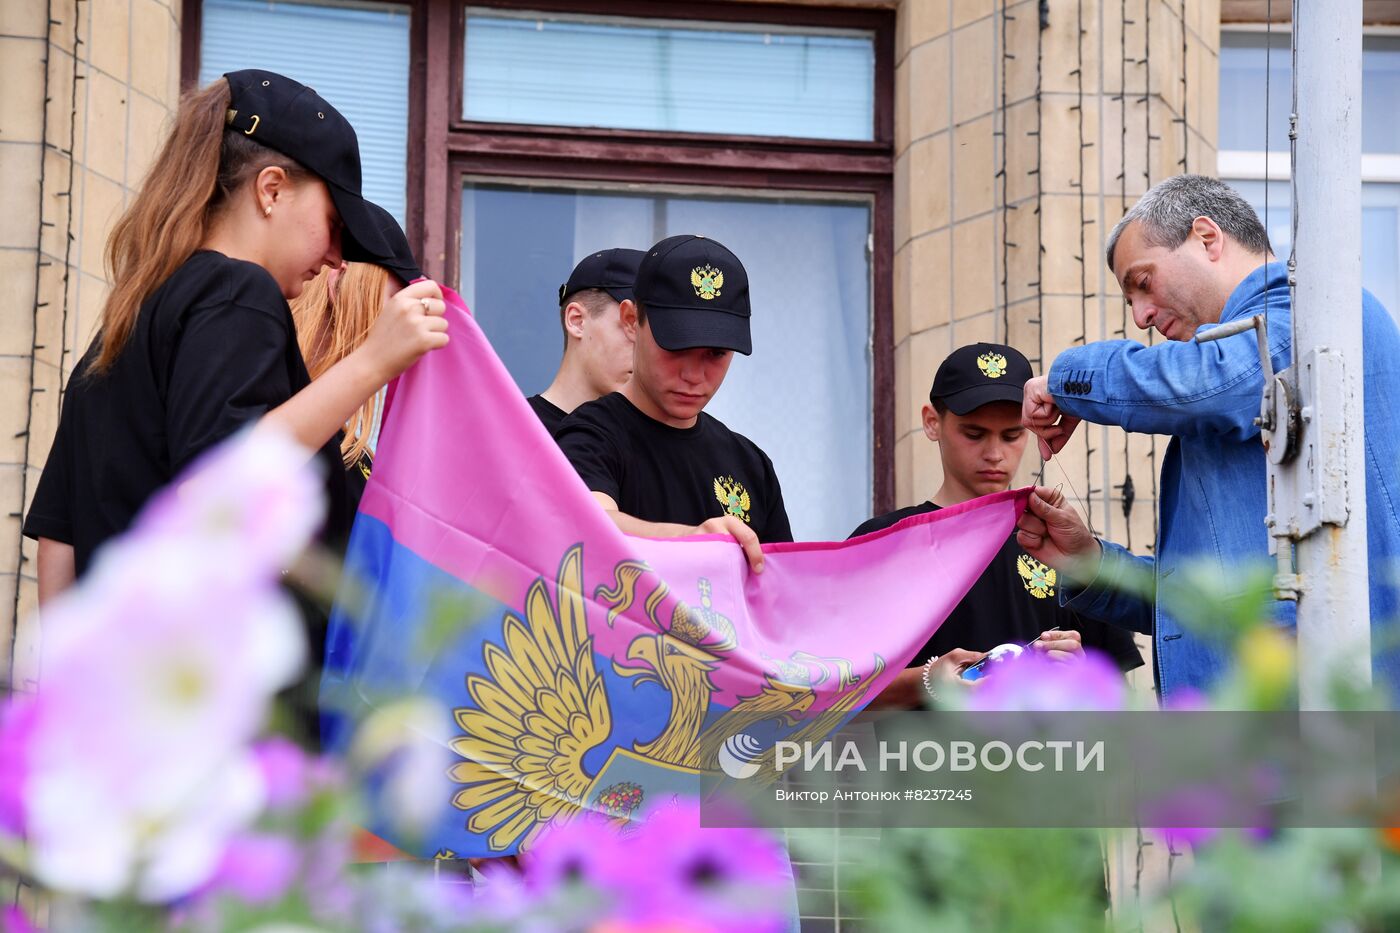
[[1030, 628, 1083, 663], [1015, 486, 1101, 575], [696, 515, 765, 574], [1022, 375, 1081, 460]]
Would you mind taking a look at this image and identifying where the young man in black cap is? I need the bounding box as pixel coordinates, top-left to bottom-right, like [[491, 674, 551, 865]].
[[528, 248, 644, 435], [850, 343, 1143, 706], [556, 235, 791, 570]]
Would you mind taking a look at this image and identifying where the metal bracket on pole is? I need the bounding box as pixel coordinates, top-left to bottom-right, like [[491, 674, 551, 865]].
[[1195, 315, 1354, 604]]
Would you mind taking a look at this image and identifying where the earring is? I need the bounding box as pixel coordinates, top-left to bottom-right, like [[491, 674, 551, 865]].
[[263, 205, 272, 217]]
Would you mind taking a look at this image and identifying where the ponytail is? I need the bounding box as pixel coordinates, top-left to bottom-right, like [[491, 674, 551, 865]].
[[92, 77, 308, 374], [290, 262, 391, 467]]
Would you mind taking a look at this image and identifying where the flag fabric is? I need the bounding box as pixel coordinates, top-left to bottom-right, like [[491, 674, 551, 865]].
[[320, 289, 1030, 858]]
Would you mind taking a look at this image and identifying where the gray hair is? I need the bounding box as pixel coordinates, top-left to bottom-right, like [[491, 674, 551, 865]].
[[1105, 174, 1272, 270]]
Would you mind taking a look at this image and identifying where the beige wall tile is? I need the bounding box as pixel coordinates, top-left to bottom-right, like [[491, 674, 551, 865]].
[[894, 242, 912, 344], [1040, 0, 1101, 95], [127, 92, 171, 180], [1002, 197, 1041, 306], [951, 0, 993, 30], [0, 146, 42, 250], [25, 362, 63, 471], [1004, 296, 1044, 367], [1039, 193, 1095, 297], [953, 307, 997, 344], [1004, 0, 1041, 104], [1003, 98, 1040, 205], [894, 149, 911, 248], [39, 147, 79, 258], [131, 0, 174, 103], [907, 132, 951, 238], [902, 0, 951, 55], [1193, 36, 1219, 150], [0, 252, 38, 357], [0, 358, 32, 462], [46, 0, 81, 55], [951, 18, 994, 126], [0, 2, 49, 38], [894, 336, 912, 433], [1040, 93, 1101, 196], [908, 228, 952, 333], [75, 272, 109, 372], [894, 429, 914, 507], [952, 115, 994, 221], [31, 259, 70, 371], [0, 39, 48, 144], [88, 0, 131, 82], [895, 58, 911, 155], [907, 34, 950, 142], [907, 325, 947, 432], [79, 169, 126, 279], [951, 213, 995, 318], [43, 47, 79, 155], [84, 68, 130, 184]]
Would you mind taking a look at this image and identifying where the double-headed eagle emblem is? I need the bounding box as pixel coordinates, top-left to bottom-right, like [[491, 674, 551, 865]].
[[1016, 553, 1056, 599], [977, 352, 1009, 379], [713, 476, 751, 523], [691, 264, 724, 300]]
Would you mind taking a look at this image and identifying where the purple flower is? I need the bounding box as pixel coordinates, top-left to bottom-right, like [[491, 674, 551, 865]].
[[0, 700, 36, 836], [967, 649, 1127, 712], [253, 737, 313, 812], [1, 906, 35, 933], [527, 799, 790, 933], [206, 832, 301, 904]]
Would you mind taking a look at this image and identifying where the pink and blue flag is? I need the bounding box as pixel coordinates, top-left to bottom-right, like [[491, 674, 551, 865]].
[[320, 289, 1029, 858]]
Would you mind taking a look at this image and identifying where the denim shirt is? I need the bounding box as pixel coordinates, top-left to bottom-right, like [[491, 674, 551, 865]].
[[1050, 263, 1400, 698]]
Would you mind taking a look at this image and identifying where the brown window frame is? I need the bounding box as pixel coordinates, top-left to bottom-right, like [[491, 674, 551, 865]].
[[183, 0, 897, 516]]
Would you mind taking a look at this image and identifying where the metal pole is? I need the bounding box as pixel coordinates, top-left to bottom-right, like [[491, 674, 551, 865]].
[[1292, 0, 1370, 708]]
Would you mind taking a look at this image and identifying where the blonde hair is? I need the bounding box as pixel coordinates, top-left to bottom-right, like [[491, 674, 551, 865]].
[[93, 77, 309, 375], [292, 263, 392, 467]]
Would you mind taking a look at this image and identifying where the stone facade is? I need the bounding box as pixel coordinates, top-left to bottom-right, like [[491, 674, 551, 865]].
[[0, 0, 183, 692]]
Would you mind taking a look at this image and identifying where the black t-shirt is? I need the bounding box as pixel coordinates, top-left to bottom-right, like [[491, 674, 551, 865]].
[[527, 394, 567, 435], [556, 392, 793, 543], [23, 250, 350, 575], [850, 502, 1143, 672]]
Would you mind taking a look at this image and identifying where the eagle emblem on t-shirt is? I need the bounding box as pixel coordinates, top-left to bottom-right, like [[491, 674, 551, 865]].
[[713, 476, 751, 523], [1016, 553, 1056, 599], [977, 352, 1009, 378], [691, 264, 724, 300]]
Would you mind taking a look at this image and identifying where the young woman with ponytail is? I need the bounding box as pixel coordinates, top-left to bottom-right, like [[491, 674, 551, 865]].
[[23, 70, 446, 604]]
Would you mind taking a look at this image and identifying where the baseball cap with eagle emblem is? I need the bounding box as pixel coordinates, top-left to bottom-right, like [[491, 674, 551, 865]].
[[633, 234, 753, 355], [929, 342, 1033, 415]]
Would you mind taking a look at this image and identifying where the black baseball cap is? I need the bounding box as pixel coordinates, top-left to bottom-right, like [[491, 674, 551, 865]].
[[558, 248, 644, 304], [930, 343, 1033, 415], [223, 70, 415, 277], [634, 235, 752, 355]]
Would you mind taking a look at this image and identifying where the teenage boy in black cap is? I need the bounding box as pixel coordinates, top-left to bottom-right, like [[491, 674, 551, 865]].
[[528, 248, 644, 434], [556, 235, 791, 570], [850, 343, 1142, 707]]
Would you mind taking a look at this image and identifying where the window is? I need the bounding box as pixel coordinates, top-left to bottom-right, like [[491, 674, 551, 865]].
[[432, 1, 896, 537], [460, 181, 874, 541], [196, 0, 411, 225], [1218, 31, 1400, 315], [462, 9, 876, 140]]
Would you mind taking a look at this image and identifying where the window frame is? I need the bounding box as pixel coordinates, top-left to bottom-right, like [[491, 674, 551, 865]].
[[1216, 24, 1400, 184], [183, 0, 898, 517]]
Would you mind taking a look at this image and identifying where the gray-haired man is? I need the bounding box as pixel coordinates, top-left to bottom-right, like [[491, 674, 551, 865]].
[[1016, 173, 1400, 700]]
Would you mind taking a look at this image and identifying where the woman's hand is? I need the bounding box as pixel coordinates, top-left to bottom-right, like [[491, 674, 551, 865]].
[[358, 279, 449, 383]]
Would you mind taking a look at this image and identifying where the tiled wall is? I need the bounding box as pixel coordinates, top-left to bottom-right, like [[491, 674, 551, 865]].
[[0, 0, 182, 691]]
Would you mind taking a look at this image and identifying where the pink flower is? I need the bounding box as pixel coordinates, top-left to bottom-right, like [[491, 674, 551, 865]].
[[253, 738, 314, 812], [207, 832, 301, 904], [1, 906, 35, 933], [967, 649, 1127, 712]]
